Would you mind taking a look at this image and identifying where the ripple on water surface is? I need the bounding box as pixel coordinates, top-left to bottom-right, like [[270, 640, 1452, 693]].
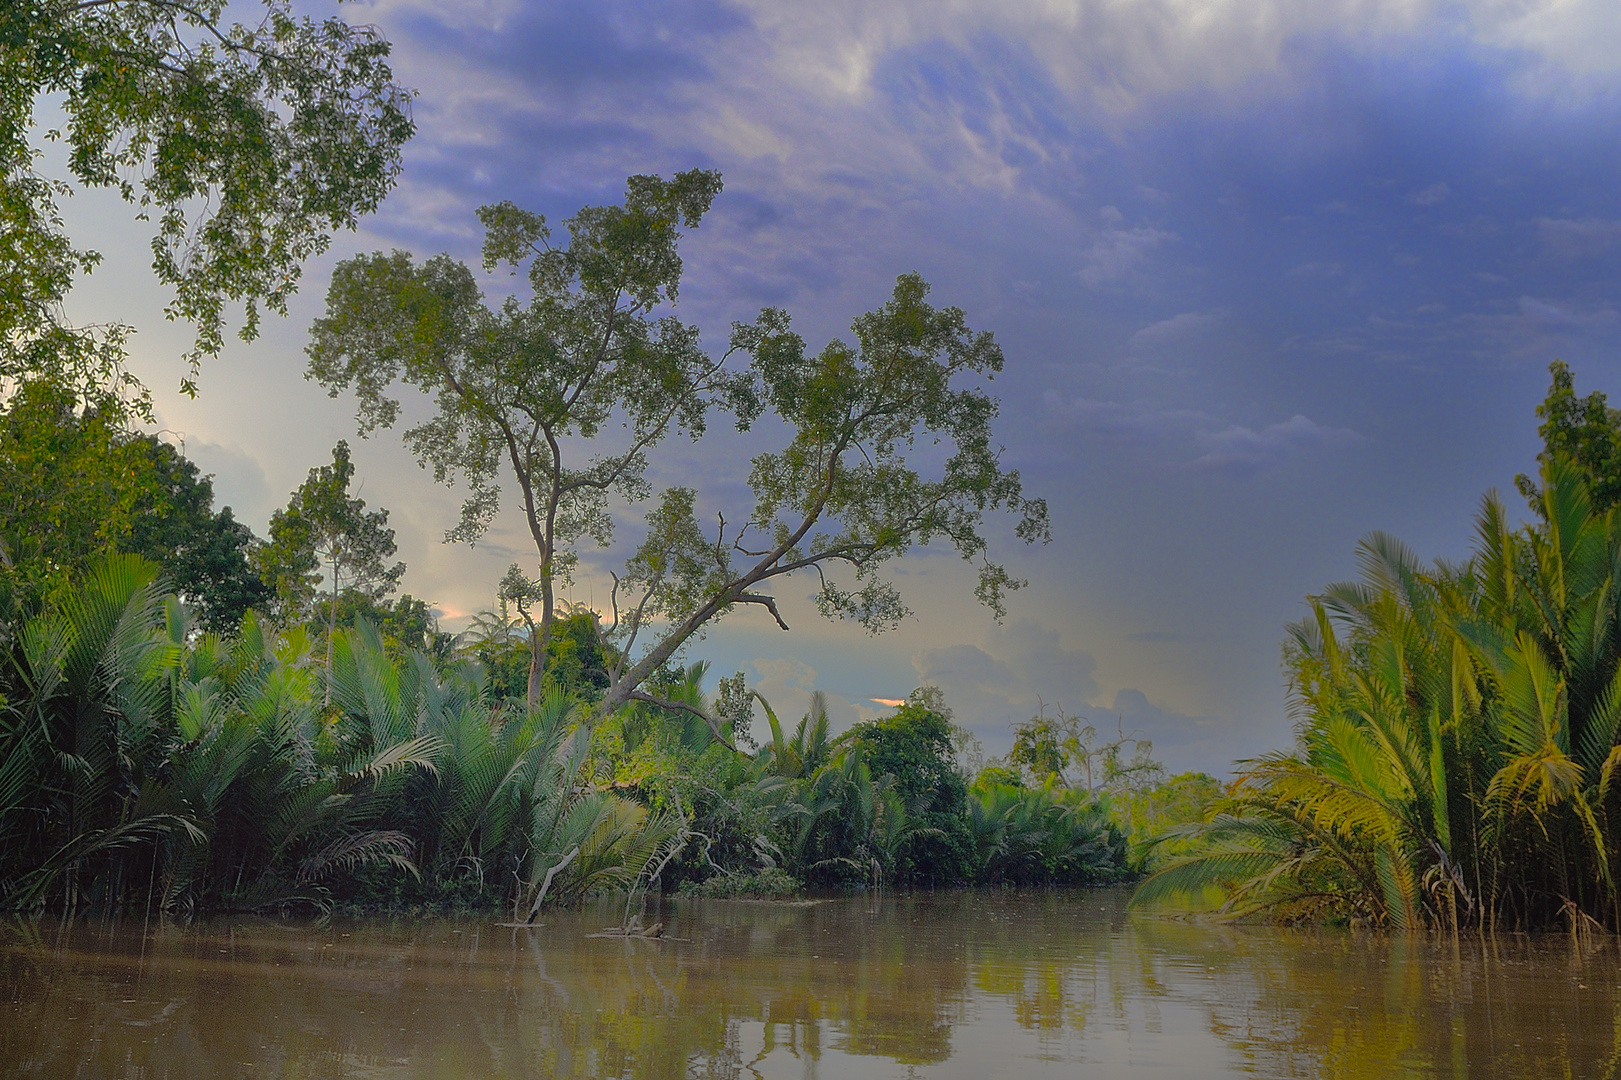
[[1, 890, 1617, 1079]]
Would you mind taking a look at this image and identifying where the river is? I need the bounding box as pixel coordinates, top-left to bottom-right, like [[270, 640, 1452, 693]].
[[2, 890, 1616, 1078]]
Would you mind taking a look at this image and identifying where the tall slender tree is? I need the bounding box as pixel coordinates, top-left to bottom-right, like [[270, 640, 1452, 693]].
[[307, 169, 744, 706], [254, 441, 403, 692], [308, 174, 1049, 714]]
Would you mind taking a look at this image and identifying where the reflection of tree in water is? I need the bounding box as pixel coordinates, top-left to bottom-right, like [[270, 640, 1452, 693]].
[[0, 901, 973, 1079], [649, 895, 969, 1071], [964, 890, 1122, 1050], [8, 899, 1621, 1078], [1124, 921, 1621, 1079]]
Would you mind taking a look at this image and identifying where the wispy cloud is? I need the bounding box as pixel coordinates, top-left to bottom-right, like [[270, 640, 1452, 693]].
[[747, 657, 871, 735], [1044, 394, 1363, 476], [1041, 393, 1212, 440], [1127, 630, 1193, 643], [910, 620, 1232, 771], [1407, 181, 1451, 206], [1537, 217, 1621, 260], [1128, 308, 1228, 348], [1285, 261, 1344, 279], [913, 620, 1099, 734], [1192, 415, 1365, 474], [1079, 208, 1176, 287]]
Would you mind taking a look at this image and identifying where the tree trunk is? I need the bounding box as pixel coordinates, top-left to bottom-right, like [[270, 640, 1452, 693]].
[[524, 575, 555, 710], [324, 554, 339, 708], [591, 596, 719, 722], [526, 628, 545, 709]]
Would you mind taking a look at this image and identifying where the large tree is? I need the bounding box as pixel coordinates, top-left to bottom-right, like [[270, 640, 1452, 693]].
[[308, 170, 743, 704], [125, 435, 271, 632], [308, 173, 1050, 714], [1, 0, 413, 407]]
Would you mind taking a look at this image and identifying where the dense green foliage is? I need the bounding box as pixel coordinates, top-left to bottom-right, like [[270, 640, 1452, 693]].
[[1519, 359, 1621, 512], [0, 555, 685, 915], [843, 696, 976, 883], [0, 380, 268, 632], [1135, 364, 1621, 930], [2, 0, 413, 404], [0, 381, 443, 650], [0, 555, 1136, 913], [634, 689, 1131, 894], [253, 440, 404, 625]]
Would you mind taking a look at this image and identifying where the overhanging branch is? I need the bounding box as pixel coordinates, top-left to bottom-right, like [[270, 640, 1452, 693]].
[[625, 691, 739, 752]]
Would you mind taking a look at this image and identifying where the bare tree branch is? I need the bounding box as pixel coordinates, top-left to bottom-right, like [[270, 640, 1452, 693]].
[[736, 592, 790, 631]]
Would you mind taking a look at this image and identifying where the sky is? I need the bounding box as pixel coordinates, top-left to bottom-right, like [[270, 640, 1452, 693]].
[[52, 0, 1621, 772]]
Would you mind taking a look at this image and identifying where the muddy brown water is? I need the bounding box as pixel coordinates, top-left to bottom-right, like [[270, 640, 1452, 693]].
[[2, 889, 1618, 1078]]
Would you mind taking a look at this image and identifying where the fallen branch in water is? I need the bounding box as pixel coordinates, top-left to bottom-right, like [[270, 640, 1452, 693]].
[[587, 915, 686, 940]]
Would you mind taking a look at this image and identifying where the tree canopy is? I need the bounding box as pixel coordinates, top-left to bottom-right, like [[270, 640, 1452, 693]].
[[1, 0, 413, 406], [843, 690, 975, 883], [308, 172, 1049, 714], [1519, 359, 1621, 512], [255, 440, 403, 623], [0, 378, 266, 630], [308, 169, 739, 704]]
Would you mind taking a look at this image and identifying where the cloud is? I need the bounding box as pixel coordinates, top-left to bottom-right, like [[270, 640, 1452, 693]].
[[1101, 689, 1233, 775], [1407, 181, 1451, 205], [1079, 208, 1176, 286], [1126, 630, 1192, 643], [747, 657, 868, 739], [910, 624, 1234, 773], [1285, 260, 1343, 279], [1515, 295, 1619, 328], [1192, 415, 1364, 474], [1042, 393, 1211, 440], [334, 0, 1621, 291], [1044, 396, 1362, 476], [1537, 217, 1621, 260], [1471, 0, 1621, 85], [725, 0, 1621, 114], [1128, 308, 1227, 348], [155, 431, 275, 532], [913, 620, 1099, 737]]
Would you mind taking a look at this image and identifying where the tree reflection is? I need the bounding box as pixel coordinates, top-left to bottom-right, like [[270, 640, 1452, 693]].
[[1126, 920, 1621, 1079], [4, 896, 1621, 1078]]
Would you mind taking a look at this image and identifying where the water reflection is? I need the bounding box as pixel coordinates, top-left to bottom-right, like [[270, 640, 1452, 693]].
[[3, 892, 1620, 1078]]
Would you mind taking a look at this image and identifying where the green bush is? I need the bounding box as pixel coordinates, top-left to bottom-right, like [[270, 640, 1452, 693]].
[[842, 692, 976, 884], [676, 869, 801, 899]]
